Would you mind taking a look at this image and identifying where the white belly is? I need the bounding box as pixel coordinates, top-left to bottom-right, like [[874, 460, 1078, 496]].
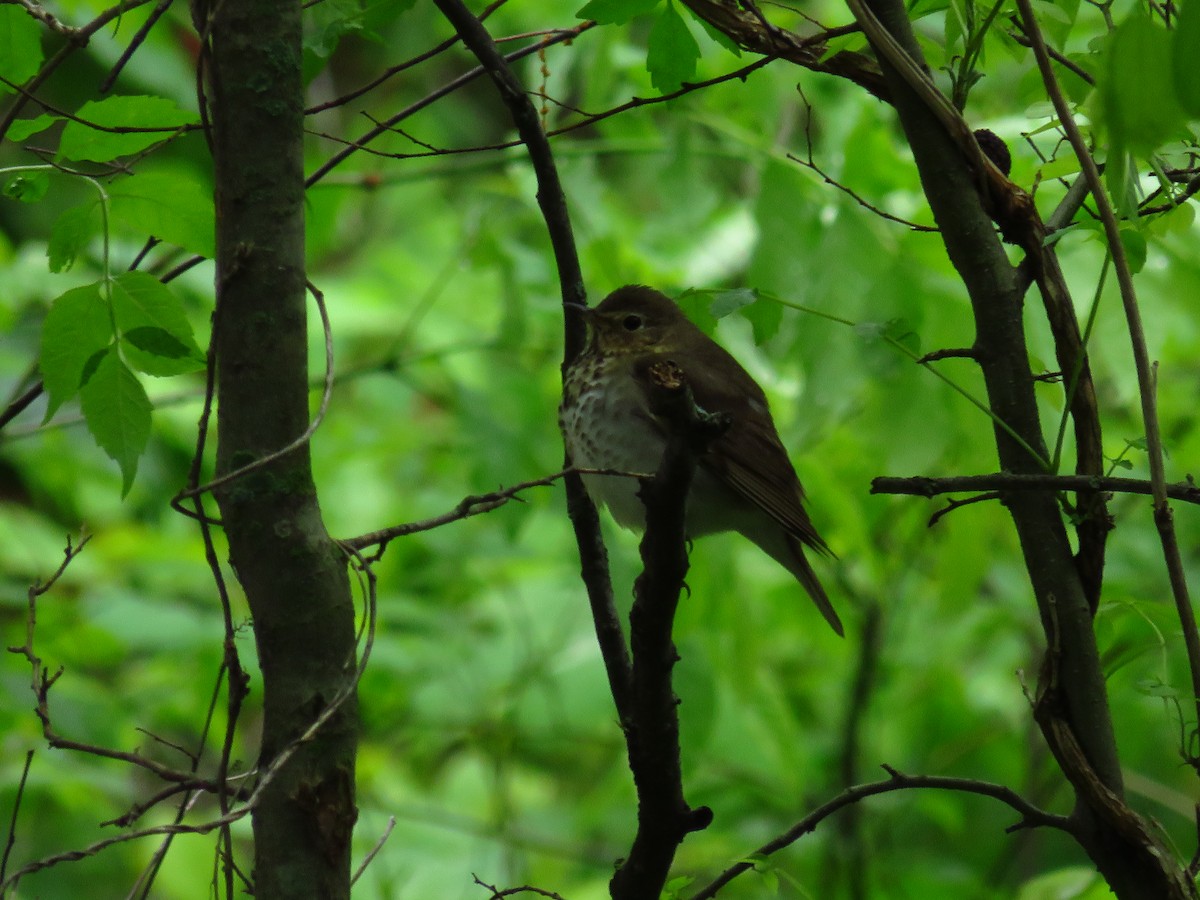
[[560, 363, 739, 536]]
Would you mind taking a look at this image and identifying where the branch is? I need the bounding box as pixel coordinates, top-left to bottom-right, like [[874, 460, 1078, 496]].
[[304, 0, 509, 116], [429, 0, 632, 740], [871, 472, 1200, 506], [680, 0, 888, 99], [306, 56, 777, 166], [830, 601, 883, 894], [611, 362, 725, 900], [0, 379, 43, 433], [171, 279, 334, 510], [0, 751, 33, 885], [472, 875, 568, 899], [304, 22, 593, 195], [339, 468, 633, 555], [0, 0, 157, 144], [1015, 0, 1200, 759], [689, 765, 1071, 900], [6, 0, 83, 38]]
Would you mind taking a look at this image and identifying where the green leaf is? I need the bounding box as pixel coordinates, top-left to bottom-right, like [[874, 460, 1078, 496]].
[[1101, 14, 1186, 154], [79, 346, 152, 496], [743, 295, 782, 344], [1172, 0, 1200, 116], [110, 271, 205, 375], [576, 0, 659, 24], [1104, 148, 1139, 218], [690, 9, 742, 56], [646, 0, 699, 94], [40, 283, 115, 418], [306, 0, 370, 59], [0, 7, 44, 92], [122, 327, 205, 376], [47, 202, 100, 273], [1118, 227, 1147, 274], [110, 271, 200, 343], [710, 287, 758, 318], [1, 170, 48, 203], [109, 171, 215, 257], [1135, 677, 1178, 698], [5, 113, 58, 141], [661, 875, 695, 899], [59, 96, 198, 163], [884, 318, 922, 356], [675, 288, 719, 334]]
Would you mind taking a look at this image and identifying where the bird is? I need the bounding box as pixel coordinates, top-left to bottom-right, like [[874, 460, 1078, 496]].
[[559, 285, 842, 635]]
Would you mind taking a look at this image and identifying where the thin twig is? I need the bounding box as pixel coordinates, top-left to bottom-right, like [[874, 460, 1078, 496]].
[[688, 766, 1071, 899], [308, 57, 776, 164], [304, 0, 508, 115], [156, 21, 594, 289], [0, 751, 34, 884], [472, 875, 569, 899], [791, 86, 936, 232], [350, 816, 396, 886], [99, 0, 174, 93], [172, 279, 334, 504], [6, 0, 83, 37], [927, 491, 1002, 526], [1016, 0, 1200, 746], [339, 466, 649, 555], [430, 0, 633, 735], [304, 22, 593, 188], [2, 539, 379, 896]]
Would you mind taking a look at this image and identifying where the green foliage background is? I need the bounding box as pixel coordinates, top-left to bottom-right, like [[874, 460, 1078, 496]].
[[2, 0, 1198, 897]]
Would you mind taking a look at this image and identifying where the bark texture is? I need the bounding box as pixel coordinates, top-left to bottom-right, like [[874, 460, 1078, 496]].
[[209, 3, 359, 897]]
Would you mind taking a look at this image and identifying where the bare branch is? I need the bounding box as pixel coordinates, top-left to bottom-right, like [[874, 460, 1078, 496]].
[[1016, 0, 1200, 750], [609, 364, 726, 899], [0, 379, 44, 433], [172, 279, 334, 506], [350, 817, 397, 886], [689, 767, 1071, 899], [871, 472, 1200, 506], [342, 469, 572, 553], [472, 875, 569, 899], [0, 751, 34, 885]]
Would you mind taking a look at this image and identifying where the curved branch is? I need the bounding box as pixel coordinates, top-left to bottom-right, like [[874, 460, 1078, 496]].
[[689, 766, 1071, 900], [429, 0, 630, 736]]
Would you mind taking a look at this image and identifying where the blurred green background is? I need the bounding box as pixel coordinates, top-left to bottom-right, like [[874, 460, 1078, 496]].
[[2, 0, 1198, 897]]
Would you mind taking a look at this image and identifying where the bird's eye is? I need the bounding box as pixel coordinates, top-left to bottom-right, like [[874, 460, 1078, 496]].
[[622, 314, 643, 331]]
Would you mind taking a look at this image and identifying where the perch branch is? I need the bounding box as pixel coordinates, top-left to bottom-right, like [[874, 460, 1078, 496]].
[[430, 0, 632, 727], [689, 765, 1070, 899], [872, 472, 1200, 506], [610, 362, 725, 899]]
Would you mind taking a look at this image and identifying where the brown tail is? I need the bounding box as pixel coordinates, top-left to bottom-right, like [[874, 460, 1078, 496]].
[[784, 537, 843, 636], [747, 527, 844, 635]]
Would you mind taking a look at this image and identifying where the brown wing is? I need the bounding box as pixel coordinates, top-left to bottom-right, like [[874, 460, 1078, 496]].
[[638, 339, 832, 557]]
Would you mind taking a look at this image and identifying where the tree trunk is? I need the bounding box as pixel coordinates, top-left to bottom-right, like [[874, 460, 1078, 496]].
[[208, 2, 359, 897]]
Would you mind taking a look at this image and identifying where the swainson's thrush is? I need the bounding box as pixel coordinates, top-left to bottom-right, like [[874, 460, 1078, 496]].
[[560, 285, 842, 636]]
